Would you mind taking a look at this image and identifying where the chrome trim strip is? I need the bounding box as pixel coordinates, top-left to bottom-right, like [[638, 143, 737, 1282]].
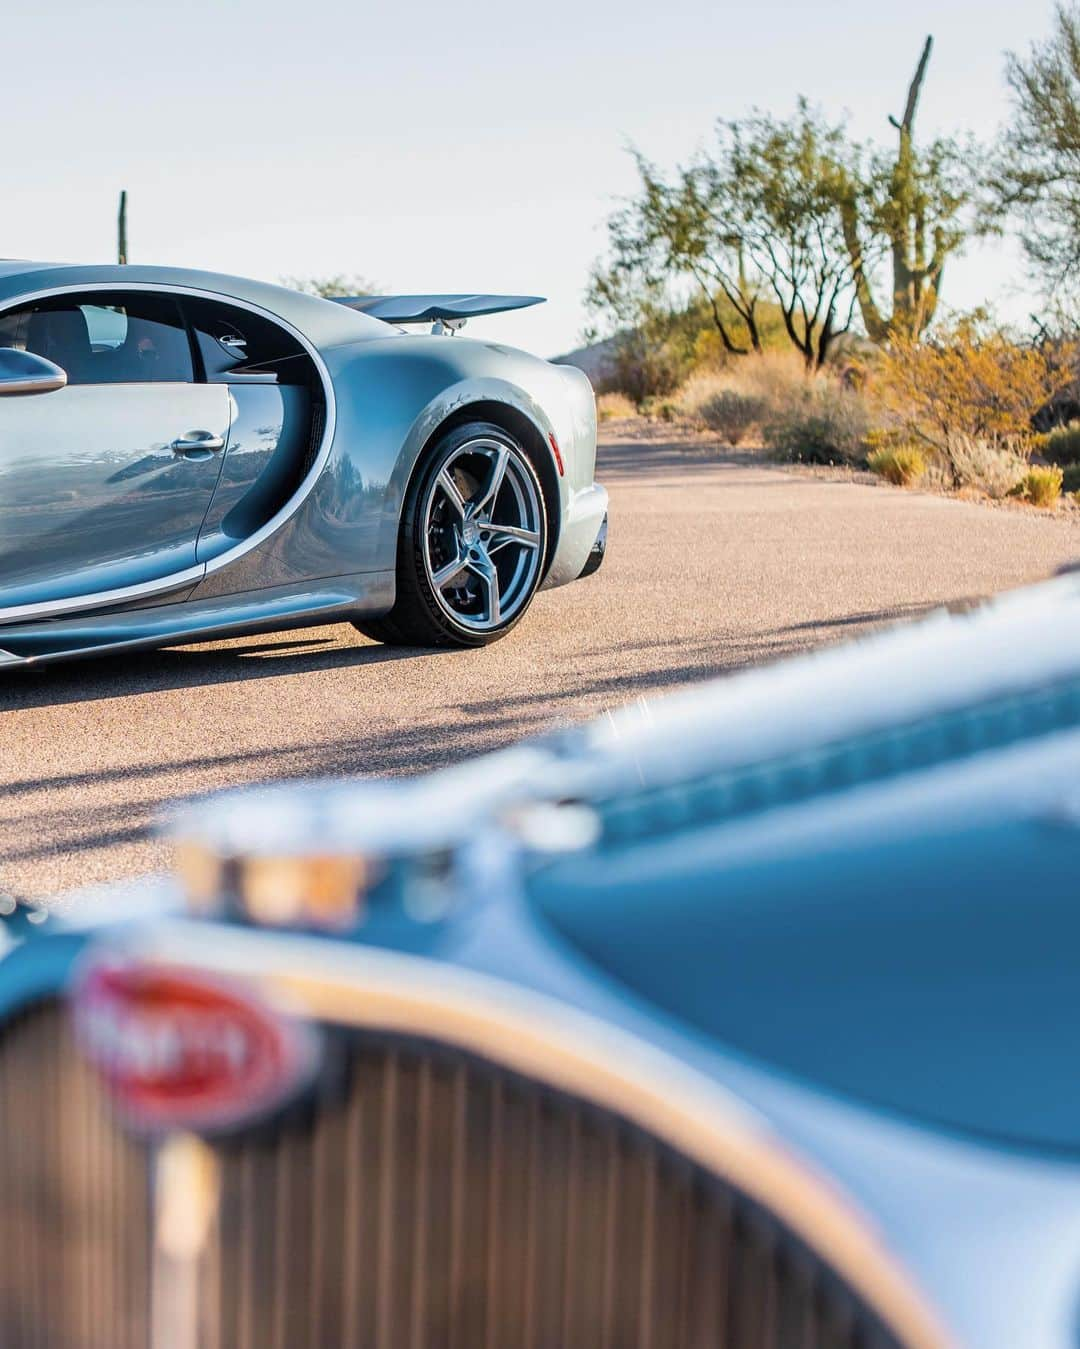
[[0, 281, 337, 626], [120, 922, 956, 1349], [0, 563, 205, 625]]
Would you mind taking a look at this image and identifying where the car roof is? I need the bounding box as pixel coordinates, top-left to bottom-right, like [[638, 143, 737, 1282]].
[[0, 260, 66, 280], [0, 261, 390, 349]]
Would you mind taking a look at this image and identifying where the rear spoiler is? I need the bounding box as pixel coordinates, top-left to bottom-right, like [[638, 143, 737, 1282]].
[[330, 293, 545, 328]]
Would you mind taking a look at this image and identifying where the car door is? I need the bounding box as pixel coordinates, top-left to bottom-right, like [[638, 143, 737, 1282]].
[[0, 290, 231, 612], [180, 295, 317, 568]]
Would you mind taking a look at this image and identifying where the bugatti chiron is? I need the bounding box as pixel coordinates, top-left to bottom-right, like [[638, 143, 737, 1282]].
[[0, 262, 607, 666]]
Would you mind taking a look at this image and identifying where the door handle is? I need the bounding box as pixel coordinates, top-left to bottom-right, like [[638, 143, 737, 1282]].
[[171, 432, 225, 454]]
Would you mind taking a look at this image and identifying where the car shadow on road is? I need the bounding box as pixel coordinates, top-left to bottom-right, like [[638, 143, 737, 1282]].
[[0, 595, 976, 888], [0, 627, 431, 712], [0, 704, 555, 871]]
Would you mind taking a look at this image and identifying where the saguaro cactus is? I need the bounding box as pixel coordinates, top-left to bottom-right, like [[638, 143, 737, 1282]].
[[841, 37, 968, 343], [117, 190, 128, 266]]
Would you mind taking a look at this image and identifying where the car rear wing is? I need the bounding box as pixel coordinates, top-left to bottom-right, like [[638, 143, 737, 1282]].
[[330, 293, 545, 332]]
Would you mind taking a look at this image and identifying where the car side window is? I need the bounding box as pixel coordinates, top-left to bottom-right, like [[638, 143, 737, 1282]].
[[182, 297, 307, 384], [0, 292, 193, 385]]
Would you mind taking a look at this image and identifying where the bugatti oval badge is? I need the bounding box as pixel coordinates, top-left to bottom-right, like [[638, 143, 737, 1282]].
[[70, 959, 320, 1134]]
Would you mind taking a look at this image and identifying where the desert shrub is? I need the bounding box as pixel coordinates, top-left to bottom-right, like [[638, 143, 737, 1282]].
[[1063, 464, 1080, 494], [672, 371, 727, 422], [877, 319, 1078, 488], [672, 353, 875, 463], [595, 391, 636, 422], [736, 351, 813, 406], [698, 390, 768, 445], [607, 342, 687, 407], [1015, 465, 1064, 508], [762, 378, 874, 465], [678, 352, 807, 412], [656, 400, 679, 422], [867, 444, 927, 486], [1044, 422, 1080, 465], [946, 435, 1028, 498]]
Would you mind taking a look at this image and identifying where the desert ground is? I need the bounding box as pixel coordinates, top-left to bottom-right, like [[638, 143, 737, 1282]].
[[2, 421, 1077, 901]]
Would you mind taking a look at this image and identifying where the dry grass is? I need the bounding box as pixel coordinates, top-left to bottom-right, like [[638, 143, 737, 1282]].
[[672, 355, 873, 463], [595, 391, 637, 422], [946, 435, 1028, 499], [697, 390, 768, 445], [867, 444, 927, 486], [607, 341, 1076, 511], [675, 353, 809, 418], [1044, 422, 1080, 466], [1016, 464, 1064, 508]]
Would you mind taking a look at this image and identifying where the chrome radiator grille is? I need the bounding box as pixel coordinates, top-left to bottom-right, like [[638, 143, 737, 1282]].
[[198, 1035, 902, 1349], [0, 1006, 903, 1349], [0, 1000, 151, 1349]]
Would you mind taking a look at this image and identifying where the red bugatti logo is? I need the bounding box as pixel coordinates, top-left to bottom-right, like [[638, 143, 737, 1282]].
[[70, 959, 320, 1134]]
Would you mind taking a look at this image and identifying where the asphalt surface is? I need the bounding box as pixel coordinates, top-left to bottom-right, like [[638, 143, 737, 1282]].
[[2, 422, 1078, 901]]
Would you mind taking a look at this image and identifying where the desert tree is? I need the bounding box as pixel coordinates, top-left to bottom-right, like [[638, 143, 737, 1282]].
[[590, 103, 864, 371], [838, 37, 975, 342], [584, 260, 694, 403], [587, 151, 767, 358], [281, 274, 379, 298], [991, 5, 1080, 298], [724, 103, 864, 370]]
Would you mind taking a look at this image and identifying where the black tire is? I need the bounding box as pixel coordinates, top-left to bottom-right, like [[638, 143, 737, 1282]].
[[354, 421, 548, 648]]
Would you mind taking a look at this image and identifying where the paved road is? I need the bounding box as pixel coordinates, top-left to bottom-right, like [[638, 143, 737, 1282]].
[[2, 424, 1078, 900]]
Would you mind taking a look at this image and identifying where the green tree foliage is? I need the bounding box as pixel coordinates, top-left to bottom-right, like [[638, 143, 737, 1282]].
[[281, 274, 378, 298], [584, 267, 694, 404], [584, 276, 789, 406], [840, 38, 974, 341], [588, 38, 978, 371], [993, 5, 1080, 295], [589, 103, 860, 371]]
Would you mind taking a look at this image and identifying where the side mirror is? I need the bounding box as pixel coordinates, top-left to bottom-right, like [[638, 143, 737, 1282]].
[[0, 348, 67, 396]]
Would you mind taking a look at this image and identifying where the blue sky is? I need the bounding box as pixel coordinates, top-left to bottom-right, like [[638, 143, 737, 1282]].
[[4, 0, 1054, 356]]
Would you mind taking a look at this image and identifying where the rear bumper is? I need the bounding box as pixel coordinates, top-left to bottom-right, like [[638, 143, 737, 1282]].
[[577, 510, 607, 579], [540, 483, 608, 590]]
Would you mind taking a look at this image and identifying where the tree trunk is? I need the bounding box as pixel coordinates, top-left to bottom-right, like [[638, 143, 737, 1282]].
[[841, 199, 887, 342]]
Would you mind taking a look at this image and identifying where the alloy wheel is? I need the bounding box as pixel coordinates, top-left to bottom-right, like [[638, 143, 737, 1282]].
[[421, 437, 544, 632]]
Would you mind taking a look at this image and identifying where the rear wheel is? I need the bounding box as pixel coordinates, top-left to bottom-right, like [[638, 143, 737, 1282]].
[[355, 421, 548, 647]]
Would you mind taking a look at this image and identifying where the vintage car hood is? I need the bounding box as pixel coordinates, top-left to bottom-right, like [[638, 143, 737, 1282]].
[[527, 572, 1080, 1153]]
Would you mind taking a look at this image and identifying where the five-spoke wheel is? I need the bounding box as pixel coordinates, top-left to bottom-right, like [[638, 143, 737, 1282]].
[[422, 436, 544, 632], [354, 422, 549, 647]]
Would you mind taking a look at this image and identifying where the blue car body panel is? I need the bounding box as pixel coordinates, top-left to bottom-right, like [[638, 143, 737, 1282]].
[[0, 381, 231, 605]]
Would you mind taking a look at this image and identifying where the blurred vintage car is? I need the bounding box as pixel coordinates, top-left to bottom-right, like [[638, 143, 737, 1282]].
[[0, 570, 1078, 1348]]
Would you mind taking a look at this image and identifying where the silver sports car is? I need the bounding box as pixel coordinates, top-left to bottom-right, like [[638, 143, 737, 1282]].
[[0, 263, 607, 666]]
